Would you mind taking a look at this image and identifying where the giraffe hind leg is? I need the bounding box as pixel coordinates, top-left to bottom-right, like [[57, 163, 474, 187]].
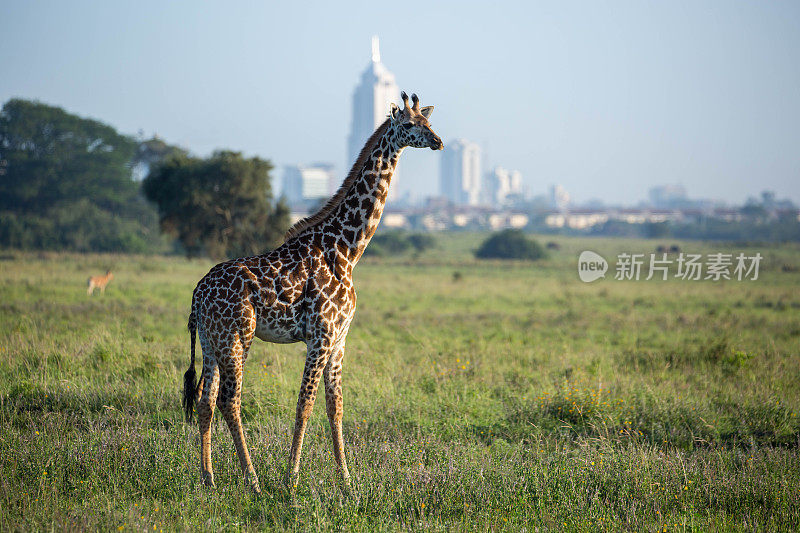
[[324, 346, 351, 489], [217, 362, 261, 494], [197, 361, 220, 488]]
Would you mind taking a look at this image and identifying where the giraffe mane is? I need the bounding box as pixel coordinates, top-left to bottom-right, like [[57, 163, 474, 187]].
[[283, 119, 391, 242]]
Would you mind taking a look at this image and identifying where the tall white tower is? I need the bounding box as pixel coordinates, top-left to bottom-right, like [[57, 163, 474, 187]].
[[347, 37, 401, 170]]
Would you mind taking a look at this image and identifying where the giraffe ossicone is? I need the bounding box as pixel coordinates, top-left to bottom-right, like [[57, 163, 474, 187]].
[[182, 92, 442, 494]]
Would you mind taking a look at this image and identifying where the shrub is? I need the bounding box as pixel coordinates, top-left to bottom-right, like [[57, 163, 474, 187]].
[[371, 232, 412, 254], [365, 232, 437, 257], [407, 233, 436, 252], [475, 229, 547, 260]]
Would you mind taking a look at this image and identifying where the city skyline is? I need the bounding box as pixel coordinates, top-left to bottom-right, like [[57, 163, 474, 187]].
[[2, 2, 799, 205]]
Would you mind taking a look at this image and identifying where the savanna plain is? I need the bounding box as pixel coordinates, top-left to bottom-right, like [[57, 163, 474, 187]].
[[1, 234, 799, 531]]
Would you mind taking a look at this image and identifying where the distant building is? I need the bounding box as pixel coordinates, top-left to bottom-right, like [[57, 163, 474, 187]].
[[282, 163, 335, 208], [649, 184, 688, 208], [549, 184, 570, 210], [440, 139, 482, 206], [382, 211, 410, 229], [484, 166, 523, 207], [488, 212, 529, 230], [347, 36, 400, 170]]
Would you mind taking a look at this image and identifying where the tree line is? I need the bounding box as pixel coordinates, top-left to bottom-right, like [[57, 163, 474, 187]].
[[0, 98, 289, 259]]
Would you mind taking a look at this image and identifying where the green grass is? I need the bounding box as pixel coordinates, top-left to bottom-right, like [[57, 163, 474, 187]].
[[1, 235, 799, 531]]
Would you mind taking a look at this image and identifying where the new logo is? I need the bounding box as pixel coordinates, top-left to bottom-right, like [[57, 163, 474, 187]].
[[578, 251, 608, 282]]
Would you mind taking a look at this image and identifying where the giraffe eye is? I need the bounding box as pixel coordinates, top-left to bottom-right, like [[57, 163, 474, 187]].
[[402, 123, 414, 129]]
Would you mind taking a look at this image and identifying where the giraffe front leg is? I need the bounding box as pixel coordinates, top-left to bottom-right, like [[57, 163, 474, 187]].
[[324, 344, 350, 490], [287, 343, 331, 491], [198, 363, 220, 488]]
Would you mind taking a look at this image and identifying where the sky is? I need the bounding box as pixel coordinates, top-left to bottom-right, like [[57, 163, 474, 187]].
[[1, 1, 799, 206]]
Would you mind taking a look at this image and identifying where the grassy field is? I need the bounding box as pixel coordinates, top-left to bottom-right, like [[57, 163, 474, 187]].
[[1, 234, 799, 531]]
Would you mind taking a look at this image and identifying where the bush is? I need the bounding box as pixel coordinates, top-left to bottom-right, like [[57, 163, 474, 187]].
[[407, 233, 436, 252], [475, 229, 547, 260], [365, 232, 437, 257], [371, 232, 412, 254], [0, 200, 163, 253]]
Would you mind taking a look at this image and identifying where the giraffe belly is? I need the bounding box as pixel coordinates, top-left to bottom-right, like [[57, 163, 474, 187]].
[[254, 317, 303, 344]]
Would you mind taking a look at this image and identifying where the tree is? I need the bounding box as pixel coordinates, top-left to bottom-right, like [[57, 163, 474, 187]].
[[0, 99, 139, 213], [0, 98, 164, 252], [132, 135, 188, 181], [143, 151, 290, 259], [475, 229, 547, 260]]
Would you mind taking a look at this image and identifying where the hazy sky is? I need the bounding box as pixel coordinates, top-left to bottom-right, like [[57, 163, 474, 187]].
[[2, 1, 799, 205]]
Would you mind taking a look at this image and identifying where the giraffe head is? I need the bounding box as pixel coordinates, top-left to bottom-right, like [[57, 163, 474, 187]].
[[389, 92, 443, 150]]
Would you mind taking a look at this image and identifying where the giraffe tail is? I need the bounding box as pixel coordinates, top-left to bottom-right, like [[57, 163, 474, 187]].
[[182, 312, 198, 423]]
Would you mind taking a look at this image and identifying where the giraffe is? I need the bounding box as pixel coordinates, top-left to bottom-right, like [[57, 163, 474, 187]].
[[182, 92, 442, 494], [87, 270, 113, 295]]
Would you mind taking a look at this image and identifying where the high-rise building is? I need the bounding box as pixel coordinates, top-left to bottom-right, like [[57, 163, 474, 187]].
[[347, 36, 400, 169], [440, 139, 482, 206], [282, 163, 335, 208], [485, 166, 523, 206], [549, 184, 570, 210]]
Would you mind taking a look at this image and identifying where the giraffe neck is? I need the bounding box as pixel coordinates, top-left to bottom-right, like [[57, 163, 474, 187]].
[[320, 127, 403, 265]]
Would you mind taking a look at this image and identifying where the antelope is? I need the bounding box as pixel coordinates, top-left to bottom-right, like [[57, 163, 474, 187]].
[[87, 270, 113, 295]]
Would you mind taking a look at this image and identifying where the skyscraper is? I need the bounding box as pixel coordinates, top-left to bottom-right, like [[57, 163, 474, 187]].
[[347, 36, 400, 170], [549, 184, 571, 210], [440, 139, 482, 206], [485, 166, 523, 207]]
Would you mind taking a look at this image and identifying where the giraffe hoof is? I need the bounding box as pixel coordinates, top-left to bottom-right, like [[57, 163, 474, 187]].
[[286, 472, 299, 492], [341, 476, 352, 497], [201, 472, 216, 488], [288, 490, 302, 510]]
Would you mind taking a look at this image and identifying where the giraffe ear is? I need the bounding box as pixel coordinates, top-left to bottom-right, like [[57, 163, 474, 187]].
[[390, 103, 403, 122], [419, 106, 434, 119]]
